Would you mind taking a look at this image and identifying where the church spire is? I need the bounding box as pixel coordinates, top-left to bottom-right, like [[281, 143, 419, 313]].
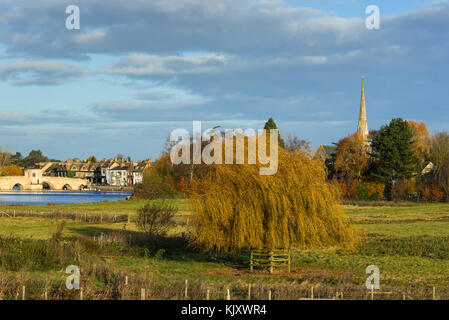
[[357, 77, 368, 140]]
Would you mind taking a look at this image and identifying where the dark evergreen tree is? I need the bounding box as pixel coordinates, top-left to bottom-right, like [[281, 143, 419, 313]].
[[263, 117, 285, 147], [370, 118, 418, 199]]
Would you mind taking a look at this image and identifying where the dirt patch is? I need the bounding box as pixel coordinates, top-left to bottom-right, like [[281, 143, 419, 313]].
[[204, 266, 352, 283], [355, 216, 449, 224]]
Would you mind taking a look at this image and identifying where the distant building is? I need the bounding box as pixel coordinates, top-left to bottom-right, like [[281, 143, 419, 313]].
[[110, 166, 129, 186], [32, 157, 151, 186], [357, 78, 369, 145], [132, 171, 143, 185], [315, 77, 370, 161], [422, 161, 435, 175]]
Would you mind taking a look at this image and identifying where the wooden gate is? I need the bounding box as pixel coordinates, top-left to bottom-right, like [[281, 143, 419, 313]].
[[250, 249, 291, 274]]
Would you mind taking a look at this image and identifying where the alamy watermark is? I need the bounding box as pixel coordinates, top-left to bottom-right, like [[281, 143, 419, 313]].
[[66, 265, 80, 290], [169, 121, 279, 175], [366, 5, 380, 30], [65, 5, 80, 30], [365, 265, 380, 290]]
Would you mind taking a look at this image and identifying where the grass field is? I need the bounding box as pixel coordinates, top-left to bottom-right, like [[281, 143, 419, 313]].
[[0, 199, 190, 215], [0, 200, 448, 300]]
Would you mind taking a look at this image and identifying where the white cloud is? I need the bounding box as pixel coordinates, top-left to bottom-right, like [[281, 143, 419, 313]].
[[75, 30, 106, 45], [99, 52, 233, 76]]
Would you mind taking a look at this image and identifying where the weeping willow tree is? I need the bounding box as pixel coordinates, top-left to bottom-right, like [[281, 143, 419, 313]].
[[188, 134, 357, 253]]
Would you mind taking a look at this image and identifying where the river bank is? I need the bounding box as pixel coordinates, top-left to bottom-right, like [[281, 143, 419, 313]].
[[89, 185, 134, 192], [0, 190, 132, 205]]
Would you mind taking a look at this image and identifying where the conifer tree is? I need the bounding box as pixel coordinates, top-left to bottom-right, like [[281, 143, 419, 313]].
[[370, 118, 418, 199], [263, 117, 285, 147]]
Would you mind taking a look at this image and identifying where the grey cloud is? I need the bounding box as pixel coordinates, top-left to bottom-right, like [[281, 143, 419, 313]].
[[0, 59, 90, 85], [0, 0, 372, 58], [0, 0, 448, 159]]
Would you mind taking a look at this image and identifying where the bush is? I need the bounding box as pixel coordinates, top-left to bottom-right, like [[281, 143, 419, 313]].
[[431, 185, 445, 202], [49, 220, 66, 240], [132, 173, 180, 200], [336, 180, 384, 201], [420, 185, 445, 202], [391, 179, 409, 201], [136, 202, 178, 237]]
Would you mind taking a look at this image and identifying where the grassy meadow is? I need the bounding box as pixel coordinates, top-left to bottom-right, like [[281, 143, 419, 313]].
[[0, 199, 448, 300]]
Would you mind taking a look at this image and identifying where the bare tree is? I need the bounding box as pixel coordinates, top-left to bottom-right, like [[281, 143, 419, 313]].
[[430, 132, 449, 176], [438, 157, 449, 202], [0, 147, 11, 173], [284, 134, 312, 156]]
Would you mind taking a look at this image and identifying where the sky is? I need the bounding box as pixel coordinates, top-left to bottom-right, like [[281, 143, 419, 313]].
[[0, 0, 448, 161]]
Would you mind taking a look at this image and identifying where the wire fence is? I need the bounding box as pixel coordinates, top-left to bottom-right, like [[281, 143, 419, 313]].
[[1, 278, 447, 300]]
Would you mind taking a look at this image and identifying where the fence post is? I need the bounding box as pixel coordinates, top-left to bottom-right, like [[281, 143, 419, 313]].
[[268, 290, 272, 300], [22, 286, 26, 300], [80, 287, 83, 300], [269, 251, 274, 274], [206, 290, 210, 300], [44, 291, 48, 300], [125, 276, 128, 286], [185, 279, 188, 299], [371, 285, 374, 300], [141, 288, 146, 300], [226, 289, 231, 300], [250, 250, 253, 272], [433, 286, 436, 300], [288, 250, 291, 273], [248, 284, 251, 300], [311, 286, 314, 299]]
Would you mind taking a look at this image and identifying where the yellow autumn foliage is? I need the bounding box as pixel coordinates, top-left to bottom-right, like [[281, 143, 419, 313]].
[[189, 141, 358, 253]]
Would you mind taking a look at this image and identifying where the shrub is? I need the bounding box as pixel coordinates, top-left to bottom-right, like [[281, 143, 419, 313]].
[[49, 220, 66, 240], [421, 186, 431, 201], [365, 181, 384, 200], [391, 179, 409, 201], [420, 185, 445, 202], [67, 170, 75, 178], [431, 185, 445, 202], [132, 173, 179, 200], [336, 180, 384, 201], [136, 202, 178, 237]]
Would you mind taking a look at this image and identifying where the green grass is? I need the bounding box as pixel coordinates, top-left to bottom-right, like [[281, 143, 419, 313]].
[[1, 200, 449, 299], [0, 199, 190, 215]]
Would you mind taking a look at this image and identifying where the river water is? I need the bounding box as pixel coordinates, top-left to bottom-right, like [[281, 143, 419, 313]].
[[0, 191, 132, 205]]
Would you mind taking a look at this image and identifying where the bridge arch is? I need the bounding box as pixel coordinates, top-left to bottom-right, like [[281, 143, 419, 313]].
[[62, 184, 73, 191], [12, 183, 24, 190], [42, 181, 56, 190]]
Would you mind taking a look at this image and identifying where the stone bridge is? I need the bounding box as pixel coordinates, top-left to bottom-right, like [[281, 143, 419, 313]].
[[0, 169, 88, 191]]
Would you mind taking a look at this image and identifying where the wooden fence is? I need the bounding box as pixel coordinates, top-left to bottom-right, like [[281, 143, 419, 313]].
[[250, 249, 291, 274]]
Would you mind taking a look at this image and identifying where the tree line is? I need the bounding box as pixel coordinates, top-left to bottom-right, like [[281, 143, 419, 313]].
[[329, 118, 449, 202], [134, 117, 449, 203]]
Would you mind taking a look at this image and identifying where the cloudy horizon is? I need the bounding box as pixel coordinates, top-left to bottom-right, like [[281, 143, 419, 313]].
[[0, 0, 448, 161]]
